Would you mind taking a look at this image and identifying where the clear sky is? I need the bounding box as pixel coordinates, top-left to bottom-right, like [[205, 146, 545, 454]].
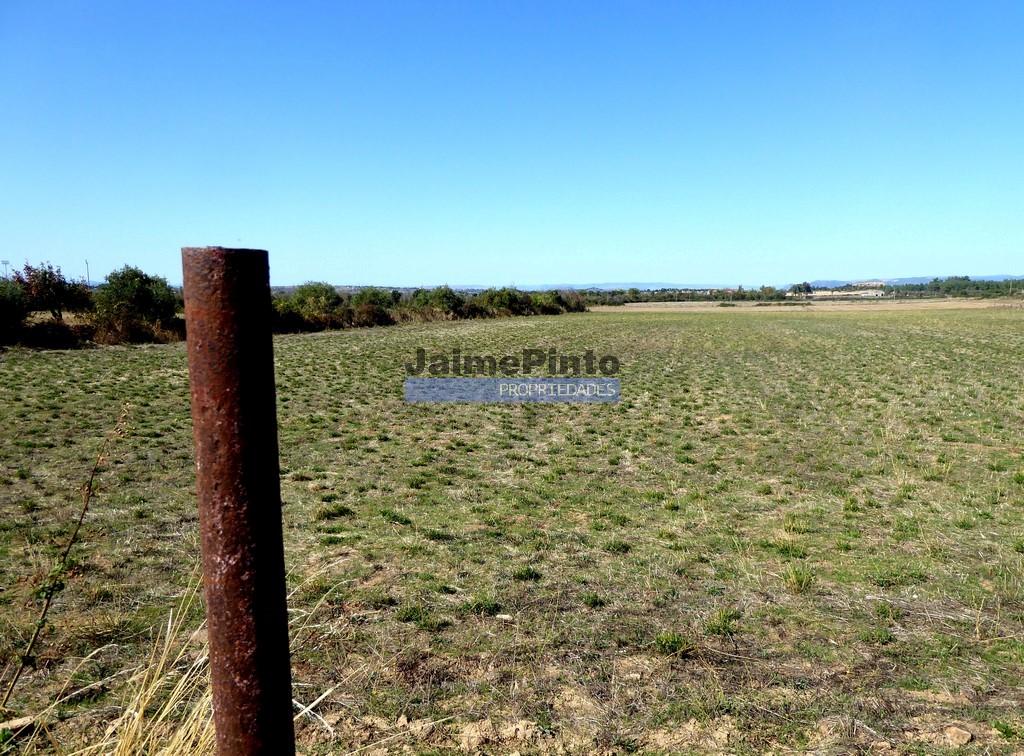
[[1, 1, 1021, 288]]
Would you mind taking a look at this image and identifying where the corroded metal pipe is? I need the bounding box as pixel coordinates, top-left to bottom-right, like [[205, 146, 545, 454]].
[[182, 247, 295, 755]]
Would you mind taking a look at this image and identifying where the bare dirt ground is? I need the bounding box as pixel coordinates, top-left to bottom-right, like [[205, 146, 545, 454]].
[[591, 297, 1024, 313]]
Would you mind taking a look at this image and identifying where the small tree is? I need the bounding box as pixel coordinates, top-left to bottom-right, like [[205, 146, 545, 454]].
[[13, 262, 91, 321], [94, 266, 180, 342]]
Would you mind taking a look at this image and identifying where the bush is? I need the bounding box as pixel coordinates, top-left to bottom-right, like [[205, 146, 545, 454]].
[[560, 290, 587, 312], [409, 289, 432, 308], [352, 303, 394, 327], [530, 290, 567, 315], [93, 266, 181, 343], [476, 287, 534, 316], [271, 283, 354, 332], [428, 285, 466, 317], [271, 296, 306, 333], [0, 278, 29, 341], [289, 282, 349, 330], [462, 298, 492, 319], [351, 287, 393, 310]]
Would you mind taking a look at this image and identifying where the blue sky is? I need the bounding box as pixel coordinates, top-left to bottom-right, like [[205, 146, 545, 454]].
[[1, 1, 1021, 288]]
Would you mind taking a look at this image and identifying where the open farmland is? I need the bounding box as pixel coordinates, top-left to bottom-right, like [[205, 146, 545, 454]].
[[2, 304, 1024, 753]]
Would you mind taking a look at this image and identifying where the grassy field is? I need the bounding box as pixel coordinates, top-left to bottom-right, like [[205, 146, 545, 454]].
[[2, 303, 1024, 753]]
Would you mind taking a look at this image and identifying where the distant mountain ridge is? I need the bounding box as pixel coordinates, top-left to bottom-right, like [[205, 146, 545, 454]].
[[479, 275, 1024, 292], [803, 275, 1024, 289], [278, 275, 1024, 293]]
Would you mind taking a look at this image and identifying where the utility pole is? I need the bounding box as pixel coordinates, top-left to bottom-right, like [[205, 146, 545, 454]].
[[1, 260, 8, 279], [85, 260, 90, 287]]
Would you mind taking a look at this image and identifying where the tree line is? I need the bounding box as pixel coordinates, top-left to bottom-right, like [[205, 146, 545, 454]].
[[272, 283, 585, 332], [581, 285, 788, 305], [577, 276, 1024, 306], [0, 263, 180, 347], [0, 263, 586, 348], [882, 276, 1023, 298]]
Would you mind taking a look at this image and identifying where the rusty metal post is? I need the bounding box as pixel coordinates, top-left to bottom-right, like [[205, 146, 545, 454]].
[[182, 247, 295, 755]]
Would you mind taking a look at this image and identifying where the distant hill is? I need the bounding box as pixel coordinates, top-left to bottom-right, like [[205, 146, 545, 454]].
[[500, 282, 725, 291], [488, 275, 1024, 292], [275, 275, 1024, 293], [803, 275, 1024, 289]]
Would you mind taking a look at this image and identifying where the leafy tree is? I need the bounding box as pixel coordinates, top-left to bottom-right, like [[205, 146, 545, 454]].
[[13, 262, 91, 320]]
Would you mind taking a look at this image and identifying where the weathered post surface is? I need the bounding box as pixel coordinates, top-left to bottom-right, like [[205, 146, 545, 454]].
[[182, 247, 295, 754]]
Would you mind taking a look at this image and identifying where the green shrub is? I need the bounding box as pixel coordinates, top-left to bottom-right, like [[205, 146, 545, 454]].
[[351, 286, 393, 310], [290, 282, 348, 329], [428, 285, 465, 317], [0, 278, 29, 340], [93, 266, 180, 343], [530, 290, 568, 315], [271, 295, 307, 333], [462, 298, 492, 318], [353, 302, 393, 327], [476, 287, 534, 316]]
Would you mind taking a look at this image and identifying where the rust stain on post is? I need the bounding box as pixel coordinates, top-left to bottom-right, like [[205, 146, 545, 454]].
[[182, 247, 295, 755]]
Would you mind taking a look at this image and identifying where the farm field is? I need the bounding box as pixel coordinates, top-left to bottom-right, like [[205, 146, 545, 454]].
[[2, 304, 1024, 753]]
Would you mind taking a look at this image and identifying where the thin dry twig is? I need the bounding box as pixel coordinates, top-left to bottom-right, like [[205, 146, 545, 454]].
[[1, 404, 131, 712]]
